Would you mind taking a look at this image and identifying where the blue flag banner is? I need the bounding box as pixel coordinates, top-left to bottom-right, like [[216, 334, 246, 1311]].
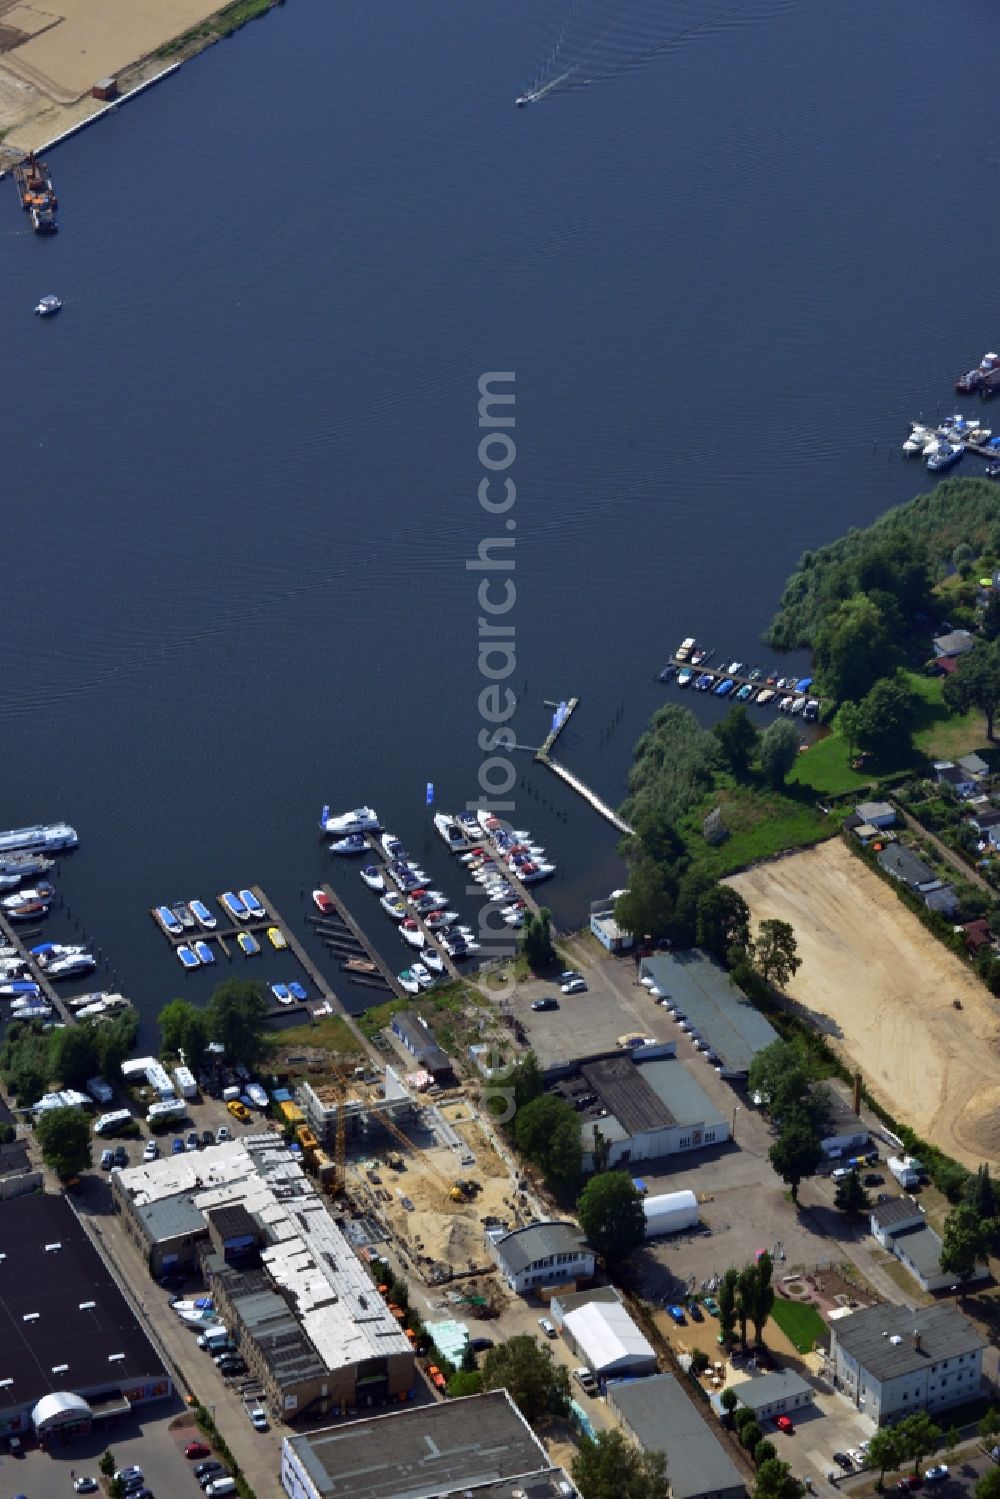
[[426, 782, 434, 805]]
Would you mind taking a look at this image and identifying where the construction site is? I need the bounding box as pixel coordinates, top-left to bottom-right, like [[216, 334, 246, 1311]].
[[277, 1057, 533, 1303]]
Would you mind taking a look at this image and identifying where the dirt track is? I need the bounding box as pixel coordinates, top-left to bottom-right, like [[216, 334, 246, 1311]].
[[729, 840, 1000, 1169]]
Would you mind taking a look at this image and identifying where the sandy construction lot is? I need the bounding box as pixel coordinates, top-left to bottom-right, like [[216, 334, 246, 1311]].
[[729, 840, 1000, 1169], [0, 0, 220, 103]]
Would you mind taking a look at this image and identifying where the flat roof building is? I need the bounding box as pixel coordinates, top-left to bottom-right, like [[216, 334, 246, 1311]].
[[611, 1373, 746, 1499], [639, 952, 779, 1078], [727, 1369, 814, 1418], [280, 1389, 576, 1499], [830, 1303, 985, 1424], [558, 1287, 657, 1379], [114, 1135, 413, 1419], [0, 1193, 170, 1443]]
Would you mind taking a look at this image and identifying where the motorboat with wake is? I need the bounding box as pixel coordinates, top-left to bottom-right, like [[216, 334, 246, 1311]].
[[34, 294, 61, 316]]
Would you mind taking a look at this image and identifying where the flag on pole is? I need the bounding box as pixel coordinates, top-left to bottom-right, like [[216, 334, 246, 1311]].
[[426, 782, 434, 806]]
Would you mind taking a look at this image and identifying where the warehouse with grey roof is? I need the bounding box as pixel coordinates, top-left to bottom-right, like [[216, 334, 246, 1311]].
[[611, 1373, 746, 1499], [639, 951, 778, 1078]]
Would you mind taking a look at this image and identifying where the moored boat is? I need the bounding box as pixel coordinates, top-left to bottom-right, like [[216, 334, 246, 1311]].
[[434, 813, 470, 851], [330, 833, 368, 854], [47, 953, 96, 979], [237, 932, 260, 957], [926, 441, 964, 471], [2, 881, 55, 910], [239, 889, 266, 919], [288, 981, 308, 1001], [320, 805, 380, 836], [220, 891, 250, 922], [271, 982, 291, 1004], [177, 945, 200, 969], [193, 940, 215, 964], [313, 889, 334, 914], [189, 900, 217, 930], [172, 901, 196, 930], [398, 969, 421, 995], [156, 904, 184, 936], [380, 892, 407, 920], [421, 947, 444, 974], [0, 823, 77, 855], [400, 920, 425, 949], [0, 852, 54, 877], [360, 864, 385, 891]]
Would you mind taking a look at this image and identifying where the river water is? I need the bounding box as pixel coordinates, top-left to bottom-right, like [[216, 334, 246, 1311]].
[[2, 0, 998, 1033]]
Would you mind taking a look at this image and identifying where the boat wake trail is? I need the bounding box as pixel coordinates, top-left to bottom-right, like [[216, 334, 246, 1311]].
[[518, 0, 797, 103]]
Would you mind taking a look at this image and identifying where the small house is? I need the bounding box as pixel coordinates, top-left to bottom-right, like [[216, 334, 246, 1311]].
[[876, 844, 941, 895], [958, 753, 990, 782], [959, 919, 992, 955], [724, 1369, 815, 1420], [934, 761, 977, 798], [969, 808, 1000, 834], [869, 1200, 987, 1294], [855, 801, 896, 829], [923, 886, 960, 917], [933, 629, 976, 659]]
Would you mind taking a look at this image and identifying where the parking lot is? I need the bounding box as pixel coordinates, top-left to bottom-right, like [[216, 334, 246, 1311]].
[[5, 1400, 198, 1499]]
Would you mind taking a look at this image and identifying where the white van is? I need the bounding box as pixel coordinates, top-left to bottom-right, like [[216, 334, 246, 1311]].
[[94, 1109, 133, 1136], [197, 1325, 229, 1349], [205, 1479, 237, 1496]]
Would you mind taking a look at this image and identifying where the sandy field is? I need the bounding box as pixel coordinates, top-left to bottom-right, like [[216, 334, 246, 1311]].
[[728, 840, 1000, 1169]]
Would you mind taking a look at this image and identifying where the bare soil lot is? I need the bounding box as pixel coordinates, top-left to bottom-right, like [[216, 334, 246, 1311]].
[[729, 840, 1000, 1168]]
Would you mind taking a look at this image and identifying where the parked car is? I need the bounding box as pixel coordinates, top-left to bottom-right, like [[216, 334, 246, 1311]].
[[864, 1173, 884, 1186], [775, 1415, 794, 1433], [924, 1467, 950, 1484], [667, 1305, 686, 1325], [194, 1461, 227, 1480], [113, 1144, 128, 1167], [227, 1100, 251, 1123], [143, 1139, 159, 1161], [114, 1470, 143, 1487], [74, 1481, 99, 1494], [199, 1471, 230, 1491], [559, 971, 583, 984], [186, 1131, 200, 1151], [573, 1367, 598, 1395], [185, 1441, 212, 1459], [537, 1317, 556, 1338], [100, 1148, 114, 1171], [202, 1129, 215, 1146], [687, 1301, 704, 1322], [172, 1137, 185, 1155], [833, 1454, 854, 1472], [561, 978, 587, 994], [702, 1296, 720, 1317], [217, 1126, 231, 1142], [427, 1364, 447, 1389], [530, 998, 559, 1012], [848, 1449, 868, 1466]]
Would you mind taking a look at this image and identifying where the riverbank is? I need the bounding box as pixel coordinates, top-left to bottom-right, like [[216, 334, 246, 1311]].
[[0, 0, 281, 161]]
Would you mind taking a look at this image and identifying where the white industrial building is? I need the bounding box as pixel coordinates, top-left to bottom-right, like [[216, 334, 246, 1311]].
[[485, 1221, 595, 1296], [869, 1200, 988, 1294], [552, 1286, 657, 1379], [830, 1303, 985, 1425], [638, 952, 778, 1079], [643, 1190, 699, 1238]]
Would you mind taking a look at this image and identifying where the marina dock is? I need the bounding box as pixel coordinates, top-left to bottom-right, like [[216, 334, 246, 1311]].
[[316, 883, 404, 996], [0, 908, 75, 1026], [534, 693, 634, 836], [361, 841, 462, 983], [664, 654, 824, 708]]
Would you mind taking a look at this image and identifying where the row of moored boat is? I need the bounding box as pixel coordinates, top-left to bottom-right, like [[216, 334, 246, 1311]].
[[661, 644, 819, 717]]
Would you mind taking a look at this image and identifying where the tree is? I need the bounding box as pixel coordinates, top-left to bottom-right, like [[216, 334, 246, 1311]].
[[769, 1120, 823, 1203], [748, 1041, 807, 1108], [975, 1471, 1000, 1499], [614, 858, 676, 943], [696, 886, 751, 964], [720, 1387, 738, 1422], [159, 998, 210, 1070], [753, 920, 801, 989], [853, 674, 920, 762], [547, 1108, 584, 1201], [713, 705, 760, 778], [966, 1163, 997, 1225], [755, 1440, 778, 1469], [748, 1252, 775, 1344], [814, 593, 903, 704], [95, 1008, 139, 1080], [895, 1412, 942, 1474], [740, 1421, 764, 1453], [753, 1457, 805, 1499], [109, 1480, 125, 1499], [206, 980, 270, 1068], [513, 1095, 581, 1201], [736, 1265, 757, 1347], [520, 907, 556, 970], [978, 1405, 1000, 1442], [718, 1267, 739, 1344], [47, 1023, 99, 1090], [834, 1168, 872, 1216], [982, 591, 1000, 642], [447, 1370, 483, 1398], [481, 1335, 570, 1422], [939, 1202, 991, 1282], [868, 1427, 904, 1489], [759, 719, 800, 787], [942, 1427, 960, 1465], [572, 1429, 666, 1499], [577, 1171, 646, 1266], [36, 1105, 91, 1179], [691, 1348, 710, 1375], [837, 700, 863, 759], [511, 1051, 544, 1115], [672, 869, 716, 947], [99, 1450, 116, 1478], [943, 639, 1000, 741]]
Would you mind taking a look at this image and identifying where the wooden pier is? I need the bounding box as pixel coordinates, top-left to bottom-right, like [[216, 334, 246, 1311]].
[[362, 839, 463, 983], [534, 693, 634, 836], [249, 886, 365, 1039], [317, 884, 404, 997], [663, 656, 822, 707], [0, 908, 76, 1026]]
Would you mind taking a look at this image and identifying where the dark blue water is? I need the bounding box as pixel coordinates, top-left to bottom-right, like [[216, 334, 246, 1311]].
[[2, 0, 999, 1035]]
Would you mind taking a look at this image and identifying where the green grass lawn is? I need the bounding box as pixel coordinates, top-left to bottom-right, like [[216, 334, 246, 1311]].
[[268, 1012, 358, 1056], [769, 1296, 827, 1353], [906, 671, 988, 760], [680, 780, 833, 876], [788, 732, 874, 797]]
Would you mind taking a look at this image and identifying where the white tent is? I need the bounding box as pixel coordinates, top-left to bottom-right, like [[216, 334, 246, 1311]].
[[563, 1301, 657, 1377]]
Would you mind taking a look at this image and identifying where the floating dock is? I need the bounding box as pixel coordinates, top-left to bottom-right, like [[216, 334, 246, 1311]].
[[0, 907, 75, 1026], [534, 694, 633, 836], [315, 883, 404, 996], [663, 657, 822, 710]]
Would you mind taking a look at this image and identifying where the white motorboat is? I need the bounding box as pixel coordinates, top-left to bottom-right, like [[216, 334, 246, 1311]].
[[903, 425, 932, 455], [433, 813, 469, 851], [46, 953, 96, 979], [360, 864, 385, 891], [421, 947, 444, 974], [320, 805, 380, 836], [400, 921, 425, 949], [330, 833, 368, 854], [34, 294, 61, 316], [410, 962, 435, 990], [380, 892, 407, 920], [2, 882, 55, 910], [397, 969, 421, 995]]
